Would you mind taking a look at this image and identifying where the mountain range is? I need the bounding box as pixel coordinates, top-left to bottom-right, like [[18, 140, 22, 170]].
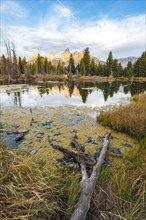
[[27, 48, 138, 68]]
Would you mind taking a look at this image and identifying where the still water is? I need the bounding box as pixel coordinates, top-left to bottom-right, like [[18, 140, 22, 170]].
[[1, 81, 146, 108]]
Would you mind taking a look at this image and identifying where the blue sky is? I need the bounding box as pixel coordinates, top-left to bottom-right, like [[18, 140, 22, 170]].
[[1, 0, 146, 60]]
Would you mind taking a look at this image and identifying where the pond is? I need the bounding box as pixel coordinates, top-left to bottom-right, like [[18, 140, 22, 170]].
[[1, 80, 145, 152], [1, 81, 146, 108]]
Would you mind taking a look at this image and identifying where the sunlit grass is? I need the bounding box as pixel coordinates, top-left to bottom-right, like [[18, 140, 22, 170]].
[[97, 94, 146, 143]]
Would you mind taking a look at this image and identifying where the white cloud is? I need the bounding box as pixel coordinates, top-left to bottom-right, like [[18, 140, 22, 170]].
[[1, 0, 27, 18], [54, 1, 73, 18], [1, 5, 145, 61]]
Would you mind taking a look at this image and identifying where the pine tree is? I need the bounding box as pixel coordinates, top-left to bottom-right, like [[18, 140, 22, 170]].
[[19, 56, 26, 75], [57, 61, 61, 74], [133, 52, 146, 77], [68, 54, 75, 74], [30, 63, 36, 75], [112, 59, 118, 77], [44, 57, 48, 74], [97, 63, 105, 76], [117, 63, 123, 77], [105, 51, 114, 76], [36, 54, 44, 74], [90, 58, 96, 75], [126, 61, 133, 77], [83, 48, 90, 75], [79, 58, 85, 75]]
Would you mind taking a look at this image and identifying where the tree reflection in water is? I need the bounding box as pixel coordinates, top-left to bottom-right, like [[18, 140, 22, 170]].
[[3, 81, 146, 106]]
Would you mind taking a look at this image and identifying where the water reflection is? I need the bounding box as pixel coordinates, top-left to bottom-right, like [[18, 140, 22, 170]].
[[1, 81, 146, 107]]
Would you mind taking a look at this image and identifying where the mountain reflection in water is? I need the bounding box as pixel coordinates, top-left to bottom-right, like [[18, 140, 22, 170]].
[[1, 81, 146, 107]]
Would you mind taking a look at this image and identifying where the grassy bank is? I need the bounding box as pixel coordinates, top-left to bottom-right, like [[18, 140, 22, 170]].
[[0, 143, 145, 220], [1, 73, 146, 83], [97, 94, 146, 143], [91, 93, 146, 219], [0, 146, 80, 220], [88, 145, 145, 220]]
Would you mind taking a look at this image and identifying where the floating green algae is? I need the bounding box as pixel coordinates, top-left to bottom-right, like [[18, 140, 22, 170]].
[[1, 105, 137, 167]]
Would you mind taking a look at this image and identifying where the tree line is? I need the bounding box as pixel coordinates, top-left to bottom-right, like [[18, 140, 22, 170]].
[[0, 42, 146, 81]]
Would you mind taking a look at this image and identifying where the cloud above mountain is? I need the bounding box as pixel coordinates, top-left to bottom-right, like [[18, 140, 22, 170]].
[[1, 0, 145, 60]]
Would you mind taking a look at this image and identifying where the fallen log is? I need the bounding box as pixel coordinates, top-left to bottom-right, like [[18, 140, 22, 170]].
[[48, 139, 96, 165], [71, 137, 96, 164], [15, 133, 25, 141], [70, 133, 111, 220], [107, 151, 123, 157], [0, 129, 29, 134]]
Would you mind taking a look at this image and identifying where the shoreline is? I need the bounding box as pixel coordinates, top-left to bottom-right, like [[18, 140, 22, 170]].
[[1, 74, 146, 84]]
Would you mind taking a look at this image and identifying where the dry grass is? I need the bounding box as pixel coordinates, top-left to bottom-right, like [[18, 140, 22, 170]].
[[34, 74, 68, 82], [97, 94, 146, 142], [0, 146, 80, 220], [87, 145, 145, 220], [93, 93, 146, 219]]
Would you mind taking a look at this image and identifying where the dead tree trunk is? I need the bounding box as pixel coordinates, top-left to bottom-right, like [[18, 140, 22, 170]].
[[48, 139, 96, 165], [70, 133, 111, 220], [0, 129, 29, 134]]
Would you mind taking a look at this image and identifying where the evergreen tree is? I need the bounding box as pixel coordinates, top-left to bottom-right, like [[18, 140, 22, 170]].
[[44, 57, 48, 74], [90, 58, 96, 75], [68, 54, 75, 74], [134, 52, 146, 77], [57, 61, 61, 74], [18, 56, 26, 74], [79, 58, 85, 75], [112, 59, 118, 77], [126, 61, 133, 77], [97, 63, 105, 76], [30, 63, 36, 75], [105, 51, 114, 76], [36, 54, 44, 74], [117, 63, 123, 77], [83, 48, 90, 75]]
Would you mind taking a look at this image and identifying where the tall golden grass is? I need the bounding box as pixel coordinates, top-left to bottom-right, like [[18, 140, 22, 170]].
[[97, 94, 146, 143], [0, 146, 80, 220]]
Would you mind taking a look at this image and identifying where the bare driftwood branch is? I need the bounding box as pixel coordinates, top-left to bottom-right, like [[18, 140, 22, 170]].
[[72, 136, 88, 182], [48, 139, 96, 165], [71, 137, 96, 165], [0, 129, 29, 134], [15, 133, 25, 141], [70, 133, 111, 220]]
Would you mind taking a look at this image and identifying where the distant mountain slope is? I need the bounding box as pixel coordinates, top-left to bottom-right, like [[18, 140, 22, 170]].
[[117, 57, 138, 68], [27, 50, 138, 68], [27, 48, 104, 65]]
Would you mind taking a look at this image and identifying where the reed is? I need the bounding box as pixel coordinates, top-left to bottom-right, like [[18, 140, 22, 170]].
[[97, 94, 146, 143], [0, 146, 80, 220]]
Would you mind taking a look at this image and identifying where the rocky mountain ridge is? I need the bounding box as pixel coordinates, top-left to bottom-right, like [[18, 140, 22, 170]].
[[27, 49, 138, 67], [117, 57, 138, 68]]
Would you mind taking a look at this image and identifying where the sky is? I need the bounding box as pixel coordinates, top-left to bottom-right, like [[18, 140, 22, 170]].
[[1, 0, 146, 60]]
